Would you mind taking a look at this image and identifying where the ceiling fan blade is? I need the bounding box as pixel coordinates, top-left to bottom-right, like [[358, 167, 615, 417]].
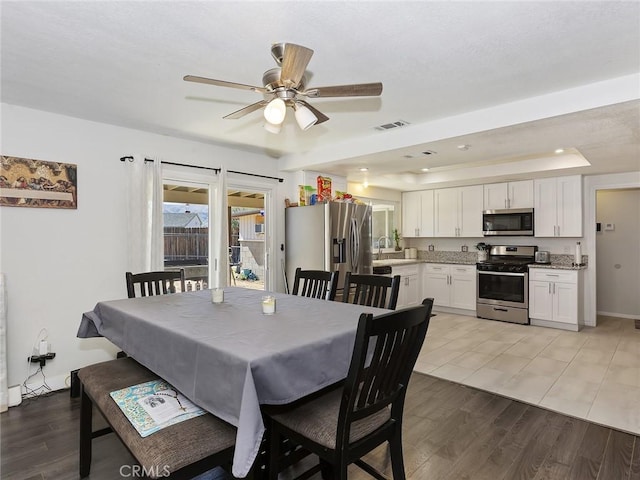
[[184, 75, 267, 93], [302, 82, 383, 98], [223, 100, 269, 119], [280, 44, 314, 89], [297, 100, 329, 125]]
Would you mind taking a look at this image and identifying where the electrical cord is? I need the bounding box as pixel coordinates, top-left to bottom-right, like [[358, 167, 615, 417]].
[[21, 365, 53, 402], [22, 328, 51, 401]]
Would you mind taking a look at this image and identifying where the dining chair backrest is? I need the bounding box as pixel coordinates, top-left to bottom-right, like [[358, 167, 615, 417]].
[[125, 270, 186, 298], [266, 298, 434, 480], [337, 297, 433, 452], [342, 272, 401, 310], [291, 267, 339, 301]]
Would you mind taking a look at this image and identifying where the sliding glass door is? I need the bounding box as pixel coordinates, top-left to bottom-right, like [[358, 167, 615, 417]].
[[163, 181, 210, 291]]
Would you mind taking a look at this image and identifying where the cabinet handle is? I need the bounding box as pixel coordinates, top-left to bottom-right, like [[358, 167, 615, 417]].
[[505, 199, 507, 209], [549, 283, 551, 294], [553, 283, 556, 294], [557, 225, 560, 236], [415, 228, 419, 236]]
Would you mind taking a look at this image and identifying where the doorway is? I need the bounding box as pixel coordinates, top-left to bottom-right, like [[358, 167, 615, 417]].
[[595, 188, 640, 319], [163, 181, 210, 291], [228, 188, 266, 290]]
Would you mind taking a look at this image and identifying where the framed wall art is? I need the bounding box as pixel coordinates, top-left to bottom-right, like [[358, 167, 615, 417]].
[[0, 156, 77, 209]]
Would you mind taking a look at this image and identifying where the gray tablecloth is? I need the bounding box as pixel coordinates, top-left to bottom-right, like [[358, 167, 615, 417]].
[[78, 287, 389, 477]]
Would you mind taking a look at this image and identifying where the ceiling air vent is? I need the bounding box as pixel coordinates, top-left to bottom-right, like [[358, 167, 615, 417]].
[[403, 150, 437, 159], [374, 120, 410, 131]]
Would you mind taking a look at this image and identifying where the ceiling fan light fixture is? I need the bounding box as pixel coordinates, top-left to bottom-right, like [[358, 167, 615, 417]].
[[293, 102, 318, 131], [264, 121, 282, 134], [264, 98, 287, 125]]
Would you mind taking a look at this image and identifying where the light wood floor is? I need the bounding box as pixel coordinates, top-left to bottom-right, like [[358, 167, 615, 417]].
[[2, 373, 639, 480]]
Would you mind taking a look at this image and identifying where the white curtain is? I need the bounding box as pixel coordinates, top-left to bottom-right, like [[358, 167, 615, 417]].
[[211, 168, 229, 289], [125, 156, 164, 273], [0, 273, 8, 412]]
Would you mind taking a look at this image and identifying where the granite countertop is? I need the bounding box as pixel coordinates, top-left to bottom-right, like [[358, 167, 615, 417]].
[[373, 251, 477, 266], [373, 251, 588, 269], [528, 263, 587, 270], [372, 259, 423, 267]]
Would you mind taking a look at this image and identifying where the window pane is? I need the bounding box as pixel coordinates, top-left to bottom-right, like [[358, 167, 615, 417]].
[[163, 183, 209, 291]]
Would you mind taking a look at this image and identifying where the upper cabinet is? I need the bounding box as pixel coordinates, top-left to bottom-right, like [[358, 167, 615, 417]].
[[484, 180, 534, 210], [402, 190, 434, 238], [434, 185, 483, 237], [534, 175, 582, 237]]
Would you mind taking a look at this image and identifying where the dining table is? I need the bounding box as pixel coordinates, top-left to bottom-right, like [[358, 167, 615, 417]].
[[77, 286, 389, 478]]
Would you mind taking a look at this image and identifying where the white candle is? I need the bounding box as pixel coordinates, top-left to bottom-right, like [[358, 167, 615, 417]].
[[262, 295, 276, 315], [211, 288, 224, 304]]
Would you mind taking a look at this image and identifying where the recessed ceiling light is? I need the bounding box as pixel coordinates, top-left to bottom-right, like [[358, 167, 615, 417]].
[[359, 167, 369, 172], [421, 168, 430, 172], [555, 148, 565, 154], [457, 144, 470, 151]]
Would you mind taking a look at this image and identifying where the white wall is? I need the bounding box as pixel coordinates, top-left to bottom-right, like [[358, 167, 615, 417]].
[[585, 172, 640, 326], [0, 104, 283, 394], [596, 189, 640, 318]]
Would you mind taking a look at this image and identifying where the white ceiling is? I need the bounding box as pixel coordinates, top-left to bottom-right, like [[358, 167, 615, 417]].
[[1, 1, 639, 191]]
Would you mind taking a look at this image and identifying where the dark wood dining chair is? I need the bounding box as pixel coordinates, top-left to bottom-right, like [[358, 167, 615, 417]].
[[291, 267, 339, 301], [119, 270, 186, 359], [342, 272, 401, 310], [78, 357, 236, 479], [125, 269, 186, 298], [266, 298, 434, 480]]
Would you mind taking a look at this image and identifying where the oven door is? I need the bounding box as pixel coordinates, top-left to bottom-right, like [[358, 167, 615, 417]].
[[476, 270, 528, 308]]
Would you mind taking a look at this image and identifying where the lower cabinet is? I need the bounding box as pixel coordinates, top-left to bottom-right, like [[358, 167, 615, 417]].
[[423, 264, 476, 310], [393, 264, 421, 309], [529, 268, 582, 331]]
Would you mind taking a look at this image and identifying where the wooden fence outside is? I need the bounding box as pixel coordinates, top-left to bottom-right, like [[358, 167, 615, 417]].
[[163, 225, 241, 264], [164, 227, 208, 263]]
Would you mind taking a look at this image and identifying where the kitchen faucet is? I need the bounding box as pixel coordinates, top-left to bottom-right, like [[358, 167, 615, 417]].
[[377, 235, 392, 259]]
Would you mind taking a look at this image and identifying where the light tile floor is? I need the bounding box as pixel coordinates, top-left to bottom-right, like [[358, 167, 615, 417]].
[[415, 312, 640, 435]]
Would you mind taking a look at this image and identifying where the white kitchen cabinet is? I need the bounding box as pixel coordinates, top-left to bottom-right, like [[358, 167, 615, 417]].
[[529, 268, 581, 331], [484, 180, 534, 210], [393, 264, 420, 309], [534, 175, 582, 237], [423, 264, 476, 310], [434, 185, 483, 237], [401, 190, 434, 238]]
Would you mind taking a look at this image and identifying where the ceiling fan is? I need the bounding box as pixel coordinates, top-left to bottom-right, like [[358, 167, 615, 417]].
[[184, 43, 383, 133]]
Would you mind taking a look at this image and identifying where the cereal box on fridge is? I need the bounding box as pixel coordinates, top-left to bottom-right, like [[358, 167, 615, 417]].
[[316, 176, 332, 202]]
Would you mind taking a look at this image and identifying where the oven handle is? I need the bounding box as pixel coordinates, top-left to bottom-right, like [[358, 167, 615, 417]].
[[477, 271, 526, 277]]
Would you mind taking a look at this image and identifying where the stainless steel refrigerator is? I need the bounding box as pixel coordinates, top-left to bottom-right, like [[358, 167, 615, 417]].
[[285, 203, 372, 293]]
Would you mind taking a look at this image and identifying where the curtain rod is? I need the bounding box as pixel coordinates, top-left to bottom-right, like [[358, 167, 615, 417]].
[[119, 156, 284, 183]]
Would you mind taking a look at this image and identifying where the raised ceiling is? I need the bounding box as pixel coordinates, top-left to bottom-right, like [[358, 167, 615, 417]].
[[1, 2, 639, 190]]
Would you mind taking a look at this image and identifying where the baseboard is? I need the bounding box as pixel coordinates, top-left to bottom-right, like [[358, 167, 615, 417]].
[[596, 311, 640, 320], [8, 385, 22, 407], [431, 306, 477, 317], [17, 372, 69, 404]]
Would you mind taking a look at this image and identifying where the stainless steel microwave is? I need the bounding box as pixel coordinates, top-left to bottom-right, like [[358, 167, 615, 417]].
[[483, 208, 534, 236]]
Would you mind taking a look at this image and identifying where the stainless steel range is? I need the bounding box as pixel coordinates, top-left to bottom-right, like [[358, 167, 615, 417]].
[[476, 245, 537, 325]]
